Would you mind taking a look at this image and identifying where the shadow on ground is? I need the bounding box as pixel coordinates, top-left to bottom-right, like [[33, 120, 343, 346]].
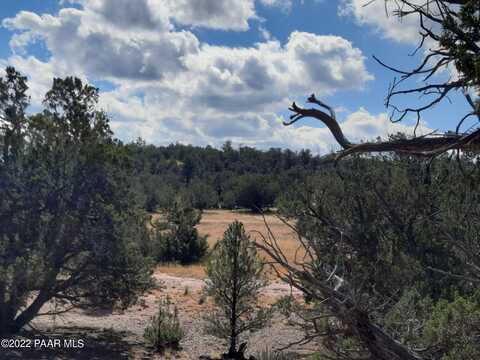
[[1, 327, 146, 360]]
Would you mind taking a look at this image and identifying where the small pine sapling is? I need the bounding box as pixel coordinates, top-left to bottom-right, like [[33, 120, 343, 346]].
[[204, 221, 270, 359], [144, 297, 184, 353]]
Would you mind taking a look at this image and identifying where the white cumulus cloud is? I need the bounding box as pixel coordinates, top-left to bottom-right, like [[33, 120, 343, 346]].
[[0, 0, 419, 153], [340, 0, 424, 44], [259, 0, 293, 12]]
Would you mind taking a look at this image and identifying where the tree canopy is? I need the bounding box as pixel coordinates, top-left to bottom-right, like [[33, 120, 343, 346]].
[[260, 154, 480, 360], [0, 67, 153, 335]]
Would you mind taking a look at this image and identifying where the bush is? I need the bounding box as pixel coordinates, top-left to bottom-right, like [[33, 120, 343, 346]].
[[143, 297, 184, 352], [152, 196, 208, 264], [226, 175, 278, 212], [422, 293, 480, 360], [384, 290, 480, 360]]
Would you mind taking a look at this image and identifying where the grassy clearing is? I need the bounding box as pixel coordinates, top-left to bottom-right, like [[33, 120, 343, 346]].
[[156, 210, 302, 279]]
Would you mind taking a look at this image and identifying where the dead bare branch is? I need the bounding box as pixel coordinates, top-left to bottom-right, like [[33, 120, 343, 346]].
[[287, 94, 480, 159], [255, 213, 426, 360]]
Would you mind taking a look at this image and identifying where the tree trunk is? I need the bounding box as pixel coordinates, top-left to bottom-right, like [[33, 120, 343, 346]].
[[11, 289, 51, 334], [228, 287, 237, 356], [229, 235, 239, 357], [0, 284, 22, 336], [228, 332, 237, 357], [348, 310, 424, 360]]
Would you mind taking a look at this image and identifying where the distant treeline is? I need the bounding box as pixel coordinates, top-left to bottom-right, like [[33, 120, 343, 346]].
[[126, 140, 324, 212]]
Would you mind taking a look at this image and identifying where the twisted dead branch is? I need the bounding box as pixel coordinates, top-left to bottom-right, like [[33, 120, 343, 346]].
[[289, 0, 479, 160], [287, 94, 480, 160], [255, 217, 426, 360]]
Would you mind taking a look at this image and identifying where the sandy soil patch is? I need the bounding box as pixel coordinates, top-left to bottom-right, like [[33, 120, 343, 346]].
[[17, 270, 306, 360]]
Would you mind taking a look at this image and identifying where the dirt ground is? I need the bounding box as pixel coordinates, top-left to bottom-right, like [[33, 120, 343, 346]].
[[14, 271, 305, 360], [3, 211, 312, 360]]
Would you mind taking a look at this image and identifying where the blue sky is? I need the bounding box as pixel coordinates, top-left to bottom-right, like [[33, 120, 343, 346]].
[[0, 0, 469, 153]]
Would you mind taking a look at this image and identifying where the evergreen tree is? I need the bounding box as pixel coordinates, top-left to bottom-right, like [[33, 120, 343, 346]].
[[270, 155, 480, 360], [204, 221, 269, 359], [153, 196, 208, 264], [228, 175, 277, 213], [0, 68, 153, 335]]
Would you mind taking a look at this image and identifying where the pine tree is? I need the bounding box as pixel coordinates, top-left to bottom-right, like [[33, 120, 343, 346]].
[[204, 221, 269, 359]]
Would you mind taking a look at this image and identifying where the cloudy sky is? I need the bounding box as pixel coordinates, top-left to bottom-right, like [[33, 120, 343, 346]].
[[0, 0, 469, 153]]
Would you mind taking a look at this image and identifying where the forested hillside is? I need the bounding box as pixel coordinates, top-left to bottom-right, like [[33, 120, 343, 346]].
[[127, 140, 323, 212]]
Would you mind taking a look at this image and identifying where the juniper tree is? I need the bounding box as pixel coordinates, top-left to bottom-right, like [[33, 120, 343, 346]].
[[0, 68, 153, 335], [204, 221, 269, 359], [262, 155, 480, 360]]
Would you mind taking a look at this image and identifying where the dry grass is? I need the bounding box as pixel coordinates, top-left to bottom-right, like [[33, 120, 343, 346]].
[[156, 263, 207, 279], [156, 210, 303, 279]]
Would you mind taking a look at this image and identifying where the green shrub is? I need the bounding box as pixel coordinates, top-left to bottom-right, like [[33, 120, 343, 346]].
[[422, 293, 480, 360], [383, 289, 433, 345], [234, 175, 278, 212], [143, 297, 184, 352], [152, 196, 208, 264]]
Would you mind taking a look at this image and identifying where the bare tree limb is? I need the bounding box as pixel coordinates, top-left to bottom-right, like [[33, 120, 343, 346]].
[[287, 94, 480, 159]]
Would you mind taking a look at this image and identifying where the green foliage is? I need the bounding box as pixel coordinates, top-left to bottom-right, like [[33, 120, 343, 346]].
[[307, 354, 328, 360], [181, 179, 219, 210], [278, 155, 480, 359], [440, 1, 480, 92], [383, 289, 433, 346], [205, 221, 270, 355], [383, 290, 480, 360], [152, 196, 208, 264], [143, 297, 184, 352], [380, 1, 479, 127], [125, 141, 317, 212], [225, 174, 278, 212], [0, 68, 153, 335], [422, 292, 480, 360]]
